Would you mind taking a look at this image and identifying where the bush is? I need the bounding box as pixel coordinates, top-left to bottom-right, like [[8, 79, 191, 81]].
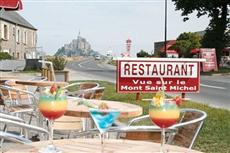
[[155, 51, 166, 57], [47, 56, 67, 70], [137, 50, 152, 57], [0, 52, 12, 60]]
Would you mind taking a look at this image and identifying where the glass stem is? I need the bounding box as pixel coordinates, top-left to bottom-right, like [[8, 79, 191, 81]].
[[100, 132, 105, 153], [49, 119, 54, 145], [161, 128, 165, 153]]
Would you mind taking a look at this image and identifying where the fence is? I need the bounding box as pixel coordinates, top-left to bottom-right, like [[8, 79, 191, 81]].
[[41, 68, 69, 82]]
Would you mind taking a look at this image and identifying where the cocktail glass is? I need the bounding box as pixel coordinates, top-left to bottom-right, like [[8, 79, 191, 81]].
[[149, 100, 180, 153], [38, 94, 68, 153], [89, 108, 120, 153]]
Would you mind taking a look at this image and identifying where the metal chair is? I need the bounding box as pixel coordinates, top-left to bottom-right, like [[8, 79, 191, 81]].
[[27, 76, 47, 94], [91, 87, 105, 100], [0, 113, 48, 152], [78, 108, 207, 149], [64, 82, 100, 99], [0, 112, 25, 122], [0, 84, 38, 125], [113, 108, 207, 149]]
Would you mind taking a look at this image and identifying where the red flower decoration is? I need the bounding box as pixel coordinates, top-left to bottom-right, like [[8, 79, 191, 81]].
[[173, 96, 183, 106]]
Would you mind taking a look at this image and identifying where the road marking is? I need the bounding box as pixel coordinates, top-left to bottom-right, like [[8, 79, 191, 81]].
[[200, 84, 226, 90], [78, 58, 105, 70], [78, 60, 91, 68]]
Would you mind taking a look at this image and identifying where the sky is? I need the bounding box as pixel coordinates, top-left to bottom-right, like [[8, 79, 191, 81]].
[[19, 0, 210, 56]]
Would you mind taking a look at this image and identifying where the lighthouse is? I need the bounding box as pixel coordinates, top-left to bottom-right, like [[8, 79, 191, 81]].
[[121, 38, 132, 57]]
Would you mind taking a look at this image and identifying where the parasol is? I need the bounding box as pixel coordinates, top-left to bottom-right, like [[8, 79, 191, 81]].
[[0, 0, 23, 11]]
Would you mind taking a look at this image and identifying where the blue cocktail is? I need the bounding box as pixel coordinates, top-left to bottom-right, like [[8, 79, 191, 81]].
[[89, 108, 120, 152]]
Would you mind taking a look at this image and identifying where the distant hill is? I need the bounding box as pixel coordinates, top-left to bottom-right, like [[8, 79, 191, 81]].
[[55, 35, 100, 57]]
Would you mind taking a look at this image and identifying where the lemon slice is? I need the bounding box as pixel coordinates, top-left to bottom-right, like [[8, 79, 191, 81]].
[[152, 90, 165, 107], [98, 102, 109, 110]]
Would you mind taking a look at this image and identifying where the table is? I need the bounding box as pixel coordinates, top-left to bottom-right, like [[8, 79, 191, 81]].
[[0, 76, 18, 80], [65, 98, 143, 132], [65, 99, 143, 118], [14, 80, 68, 87], [0, 79, 68, 87], [4, 139, 203, 153]]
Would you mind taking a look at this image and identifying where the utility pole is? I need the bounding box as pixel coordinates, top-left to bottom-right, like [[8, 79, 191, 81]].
[[164, 0, 168, 53]]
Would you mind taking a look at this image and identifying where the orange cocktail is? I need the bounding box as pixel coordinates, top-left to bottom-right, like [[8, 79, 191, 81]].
[[149, 101, 180, 128], [38, 85, 67, 153], [39, 95, 67, 120], [149, 90, 181, 153]]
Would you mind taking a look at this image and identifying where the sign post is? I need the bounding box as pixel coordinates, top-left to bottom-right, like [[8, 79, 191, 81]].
[[117, 58, 206, 95]]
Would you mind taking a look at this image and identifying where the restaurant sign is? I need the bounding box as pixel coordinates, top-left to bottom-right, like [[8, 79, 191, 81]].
[[117, 58, 206, 93]]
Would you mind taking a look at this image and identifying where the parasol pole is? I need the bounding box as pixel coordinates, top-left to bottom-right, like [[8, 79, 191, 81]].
[[0, 8, 4, 75]]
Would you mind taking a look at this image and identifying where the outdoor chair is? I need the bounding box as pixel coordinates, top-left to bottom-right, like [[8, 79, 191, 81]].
[[113, 108, 207, 149], [64, 82, 100, 99], [0, 113, 48, 152], [91, 87, 105, 100], [0, 84, 38, 125], [27, 76, 47, 94], [1, 80, 30, 103], [79, 108, 207, 149]]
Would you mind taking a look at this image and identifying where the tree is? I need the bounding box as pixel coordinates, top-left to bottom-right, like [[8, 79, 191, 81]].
[[170, 32, 201, 57], [172, 0, 230, 65], [136, 50, 151, 57], [47, 56, 67, 70]]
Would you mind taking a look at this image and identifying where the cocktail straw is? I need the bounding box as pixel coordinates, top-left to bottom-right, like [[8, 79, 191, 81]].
[[160, 77, 165, 92]]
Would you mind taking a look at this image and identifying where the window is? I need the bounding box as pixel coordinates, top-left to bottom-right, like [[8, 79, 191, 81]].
[[23, 31, 27, 44], [13, 27, 16, 36], [32, 32, 37, 46], [1, 24, 9, 40], [16, 29, 20, 43], [17, 52, 20, 59], [21, 30, 23, 43], [4, 25, 8, 39]]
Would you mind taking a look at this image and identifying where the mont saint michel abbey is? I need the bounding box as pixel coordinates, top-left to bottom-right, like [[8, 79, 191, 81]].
[[63, 33, 91, 53], [55, 32, 98, 56]]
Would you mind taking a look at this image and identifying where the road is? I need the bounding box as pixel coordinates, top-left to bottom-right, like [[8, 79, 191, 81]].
[[66, 57, 116, 83], [187, 75, 230, 109], [66, 58, 230, 109]]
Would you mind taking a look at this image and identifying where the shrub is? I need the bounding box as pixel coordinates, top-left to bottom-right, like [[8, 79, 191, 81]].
[[137, 50, 152, 57], [47, 56, 67, 70], [0, 52, 12, 60]]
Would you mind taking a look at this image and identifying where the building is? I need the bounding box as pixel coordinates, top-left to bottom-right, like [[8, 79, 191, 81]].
[[154, 40, 176, 55], [0, 11, 37, 59], [63, 34, 91, 53]]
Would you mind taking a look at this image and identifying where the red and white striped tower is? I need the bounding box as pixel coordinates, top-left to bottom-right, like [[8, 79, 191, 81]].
[[121, 38, 132, 57]]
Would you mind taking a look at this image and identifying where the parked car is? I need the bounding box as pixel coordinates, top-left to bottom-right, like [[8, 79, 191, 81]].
[[95, 55, 101, 60]]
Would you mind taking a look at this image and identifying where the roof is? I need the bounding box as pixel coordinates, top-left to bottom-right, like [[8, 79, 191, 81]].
[[0, 11, 36, 30], [159, 40, 176, 52], [194, 31, 206, 37]]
